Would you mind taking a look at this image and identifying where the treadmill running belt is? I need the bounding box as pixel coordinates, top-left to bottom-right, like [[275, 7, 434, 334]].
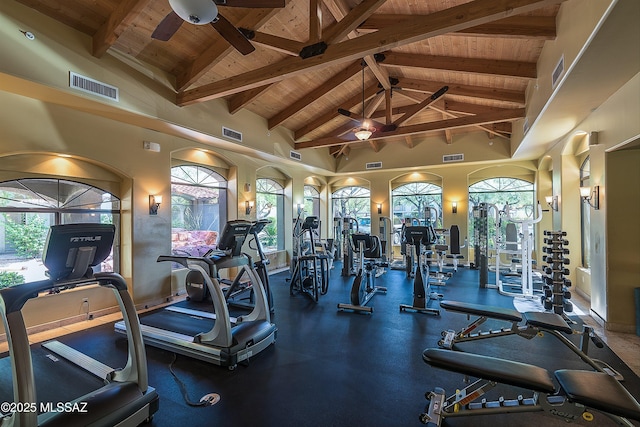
[[140, 308, 216, 337], [0, 348, 106, 410]]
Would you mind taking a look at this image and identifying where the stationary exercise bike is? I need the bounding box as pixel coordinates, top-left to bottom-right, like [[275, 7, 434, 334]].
[[337, 233, 387, 314], [399, 225, 441, 315]]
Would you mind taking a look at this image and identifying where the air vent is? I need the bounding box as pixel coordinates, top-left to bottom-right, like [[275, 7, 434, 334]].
[[552, 55, 564, 88], [69, 72, 119, 101], [222, 127, 242, 142], [290, 150, 302, 161], [523, 117, 530, 135], [365, 162, 382, 170], [443, 154, 464, 163]]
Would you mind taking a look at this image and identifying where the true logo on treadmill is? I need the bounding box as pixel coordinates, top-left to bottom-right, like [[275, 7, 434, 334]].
[[70, 236, 102, 242]]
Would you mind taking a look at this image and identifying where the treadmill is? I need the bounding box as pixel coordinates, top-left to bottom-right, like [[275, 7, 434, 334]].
[[115, 220, 277, 369], [0, 223, 159, 427]]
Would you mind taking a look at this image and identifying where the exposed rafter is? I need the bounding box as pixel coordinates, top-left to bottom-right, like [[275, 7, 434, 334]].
[[177, 0, 560, 105]]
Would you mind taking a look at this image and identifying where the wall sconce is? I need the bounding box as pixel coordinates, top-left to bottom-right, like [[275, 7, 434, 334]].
[[545, 195, 558, 211], [149, 195, 162, 215], [580, 185, 599, 210], [377, 203, 382, 214], [451, 202, 457, 214], [297, 203, 303, 215], [245, 200, 254, 215]]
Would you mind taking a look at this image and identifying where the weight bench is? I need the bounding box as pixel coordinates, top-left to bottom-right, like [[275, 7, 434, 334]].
[[438, 300, 622, 379], [420, 348, 640, 426]]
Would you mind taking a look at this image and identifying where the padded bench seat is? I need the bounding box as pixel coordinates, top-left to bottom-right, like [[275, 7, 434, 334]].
[[439, 300, 523, 323], [423, 348, 556, 393], [555, 370, 640, 421], [523, 311, 573, 334], [440, 300, 573, 334]]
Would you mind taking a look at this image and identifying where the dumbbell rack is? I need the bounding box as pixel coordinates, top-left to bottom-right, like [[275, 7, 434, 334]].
[[541, 230, 572, 315]]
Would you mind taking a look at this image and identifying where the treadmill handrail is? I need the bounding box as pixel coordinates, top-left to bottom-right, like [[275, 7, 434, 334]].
[[0, 271, 151, 427], [0, 272, 128, 314]]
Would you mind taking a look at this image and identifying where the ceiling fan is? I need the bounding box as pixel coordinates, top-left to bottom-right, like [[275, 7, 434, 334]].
[[338, 64, 449, 141], [337, 62, 398, 141], [152, 0, 285, 55]]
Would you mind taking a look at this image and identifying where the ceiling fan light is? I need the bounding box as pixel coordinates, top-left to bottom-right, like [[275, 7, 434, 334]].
[[354, 128, 373, 141], [169, 0, 218, 25]]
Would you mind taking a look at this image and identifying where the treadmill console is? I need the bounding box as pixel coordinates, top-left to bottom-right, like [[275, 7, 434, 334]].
[[217, 220, 252, 257], [42, 223, 115, 281]]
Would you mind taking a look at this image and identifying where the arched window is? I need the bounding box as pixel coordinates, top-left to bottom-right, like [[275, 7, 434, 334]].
[[171, 165, 227, 258], [392, 182, 443, 228], [303, 185, 320, 219], [332, 186, 370, 233], [468, 177, 535, 248], [580, 157, 591, 268], [256, 178, 284, 252], [0, 178, 120, 283]]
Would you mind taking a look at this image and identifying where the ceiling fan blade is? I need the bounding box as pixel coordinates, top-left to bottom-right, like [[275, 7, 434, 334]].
[[211, 14, 255, 55], [215, 0, 285, 7], [337, 108, 396, 132], [152, 11, 184, 41]]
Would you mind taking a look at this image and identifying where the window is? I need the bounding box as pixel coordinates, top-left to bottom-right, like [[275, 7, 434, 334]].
[[580, 157, 591, 268], [332, 186, 370, 232], [303, 185, 320, 219], [392, 182, 443, 227], [0, 178, 120, 284], [256, 178, 284, 252], [171, 165, 227, 258], [468, 177, 535, 249]]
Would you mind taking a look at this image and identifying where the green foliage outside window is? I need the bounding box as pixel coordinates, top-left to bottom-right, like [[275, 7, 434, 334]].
[[3, 214, 48, 259], [0, 271, 25, 289]]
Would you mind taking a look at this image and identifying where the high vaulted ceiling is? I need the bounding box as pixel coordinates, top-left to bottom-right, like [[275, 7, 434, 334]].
[[16, 0, 564, 159]]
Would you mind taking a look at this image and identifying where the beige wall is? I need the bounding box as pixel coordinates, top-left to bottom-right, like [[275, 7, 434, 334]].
[[540, 73, 640, 331]]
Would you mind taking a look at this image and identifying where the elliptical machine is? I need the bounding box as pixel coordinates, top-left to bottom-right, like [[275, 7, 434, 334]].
[[185, 220, 274, 314], [400, 225, 441, 315], [288, 216, 330, 302], [337, 233, 387, 314]]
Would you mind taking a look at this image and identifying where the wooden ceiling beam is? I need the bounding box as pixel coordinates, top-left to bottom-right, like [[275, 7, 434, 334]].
[[398, 80, 525, 105], [404, 136, 414, 149], [295, 108, 525, 149], [268, 60, 363, 129], [228, 84, 275, 114], [322, 0, 387, 44], [309, 0, 323, 43], [92, 0, 152, 58], [456, 15, 557, 39], [360, 15, 556, 40], [392, 88, 447, 127], [383, 52, 537, 79], [175, 9, 281, 91], [177, 0, 561, 105], [323, 0, 392, 91], [294, 83, 380, 140], [248, 32, 307, 56]]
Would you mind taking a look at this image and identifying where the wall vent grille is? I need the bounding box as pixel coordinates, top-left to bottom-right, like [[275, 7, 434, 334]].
[[552, 55, 564, 88], [222, 127, 242, 142], [69, 72, 119, 101], [443, 154, 464, 163], [365, 162, 382, 170], [290, 150, 302, 161]]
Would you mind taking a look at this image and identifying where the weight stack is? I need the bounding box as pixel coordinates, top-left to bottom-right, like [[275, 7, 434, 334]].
[[541, 230, 572, 315]]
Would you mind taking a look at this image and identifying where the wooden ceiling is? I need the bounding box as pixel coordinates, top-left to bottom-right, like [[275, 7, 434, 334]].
[[16, 0, 563, 158]]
